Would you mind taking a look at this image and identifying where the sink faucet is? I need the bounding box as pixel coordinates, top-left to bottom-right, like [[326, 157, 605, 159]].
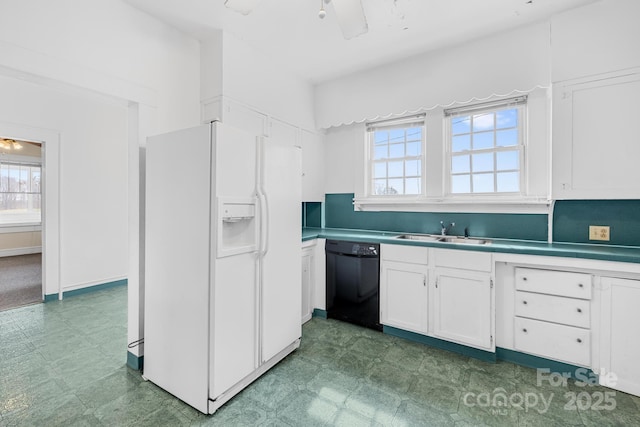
[[440, 221, 455, 236]]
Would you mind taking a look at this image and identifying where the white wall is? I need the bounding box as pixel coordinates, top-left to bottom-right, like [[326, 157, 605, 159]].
[[0, 0, 201, 362], [551, 0, 640, 83], [221, 32, 315, 130], [315, 22, 551, 129], [0, 76, 128, 292]]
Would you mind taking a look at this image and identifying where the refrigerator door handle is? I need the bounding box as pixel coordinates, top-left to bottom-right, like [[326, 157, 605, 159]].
[[259, 192, 269, 256]]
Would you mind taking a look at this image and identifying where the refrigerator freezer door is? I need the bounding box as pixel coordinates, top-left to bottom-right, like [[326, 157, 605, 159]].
[[260, 138, 302, 362], [144, 124, 212, 414]]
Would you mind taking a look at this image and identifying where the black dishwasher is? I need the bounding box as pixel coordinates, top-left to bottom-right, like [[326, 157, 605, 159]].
[[325, 240, 381, 331]]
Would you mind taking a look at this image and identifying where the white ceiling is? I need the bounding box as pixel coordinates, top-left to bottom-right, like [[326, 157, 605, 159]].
[[124, 0, 598, 84]]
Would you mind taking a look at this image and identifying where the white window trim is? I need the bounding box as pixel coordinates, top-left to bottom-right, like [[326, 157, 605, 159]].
[[444, 98, 526, 197], [364, 114, 426, 198], [355, 92, 551, 214]]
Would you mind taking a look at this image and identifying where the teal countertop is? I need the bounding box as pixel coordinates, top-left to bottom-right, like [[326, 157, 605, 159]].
[[302, 227, 640, 264]]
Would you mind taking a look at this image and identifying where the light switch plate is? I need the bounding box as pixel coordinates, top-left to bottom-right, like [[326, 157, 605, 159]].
[[589, 225, 610, 241]]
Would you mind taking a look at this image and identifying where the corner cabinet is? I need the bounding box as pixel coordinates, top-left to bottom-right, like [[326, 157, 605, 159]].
[[380, 244, 429, 335], [552, 68, 640, 199], [598, 277, 640, 396], [432, 249, 495, 351]]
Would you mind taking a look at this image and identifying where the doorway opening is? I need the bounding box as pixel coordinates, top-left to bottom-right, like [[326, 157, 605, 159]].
[[0, 137, 43, 311]]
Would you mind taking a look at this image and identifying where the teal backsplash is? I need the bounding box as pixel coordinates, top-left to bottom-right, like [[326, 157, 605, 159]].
[[303, 202, 322, 228], [553, 200, 640, 246], [324, 193, 548, 241]]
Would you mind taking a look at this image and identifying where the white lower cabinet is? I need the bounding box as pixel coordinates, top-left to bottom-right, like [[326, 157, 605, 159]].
[[301, 238, 326, 324], [433, 265, 493, 351], [598, 277, 640, 396], [513, 267, 593, 367], [380, 244, 429, 334], [381, 245, 495, 352], [381, 260, 429, 334]]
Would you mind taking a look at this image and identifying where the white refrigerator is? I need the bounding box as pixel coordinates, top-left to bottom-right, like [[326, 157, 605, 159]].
[[143, 121, 302, 414]]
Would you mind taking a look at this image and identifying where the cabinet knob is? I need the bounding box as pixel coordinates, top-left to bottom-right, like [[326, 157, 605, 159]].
[[523, 277, 528, 281], [577, 338, 582, 343], [522, 328, 528, 333], [578, 283, 584, 288], [523, 301, 528, 305], [577, 308, 582, 313]]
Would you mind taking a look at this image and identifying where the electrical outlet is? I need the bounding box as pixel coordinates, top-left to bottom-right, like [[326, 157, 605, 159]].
[[589, 225, 610, 241]]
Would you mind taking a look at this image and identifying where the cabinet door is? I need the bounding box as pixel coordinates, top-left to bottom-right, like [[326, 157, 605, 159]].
[[433, 268, 493, 351], [301, 250, 313, 324], [553, 70, 640, 199], [599, 277, 640, 396], [380, 261, 428, 334], [301, 130, 324, 202]]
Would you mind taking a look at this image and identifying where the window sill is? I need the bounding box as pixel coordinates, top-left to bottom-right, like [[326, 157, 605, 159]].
[[353, 196, 551, 214]]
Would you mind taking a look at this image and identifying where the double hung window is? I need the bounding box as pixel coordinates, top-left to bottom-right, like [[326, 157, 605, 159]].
[[367, 115, 425, 196], [446, 97, 526, 195], [0, 162, 42, 225]]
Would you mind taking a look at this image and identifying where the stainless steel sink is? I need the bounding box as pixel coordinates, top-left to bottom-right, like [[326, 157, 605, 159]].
[[394, 234, 442, 242], [438, 236, 491, 245], [394, 234, 491, 245]]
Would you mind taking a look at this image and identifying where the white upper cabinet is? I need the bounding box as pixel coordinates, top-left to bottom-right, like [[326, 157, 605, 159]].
[[552, 69, 640, 199], [300, 130, 324, 202]]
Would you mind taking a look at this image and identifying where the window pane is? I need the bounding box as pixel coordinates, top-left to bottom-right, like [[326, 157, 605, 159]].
[[387, 178, 403, 195], [405, 178, 421, 195], [8, 166, 19, 192], [406, 127, 422, 142], [0, 164, 7, 190], [497, 172, 520, 192], [389, 143, 404, 158], [373, 179, 387, 195], [388, 161, 403, 177], [496, 129, 518, 147], [473, 112, 494, 131], [32, 169, 40, 192], [452, 116, 470, 135], [496, 109, 517, 129], [373, 162, 386, 178], [374, 131, 388, 144], [452, 135, 470, 152], [497, 151, 519, 171], [389, 129, 405, 143], [405, 160, 420, 177], [451, 175, 470, 193], [451, 155, 470, 174], [20, 167, 29, 192], [472, 153, 493, 172], [473, 131, 494, 150], [406, 141, 421, 156], [374, 145, 387, 160], [473, 173, 494, 193]]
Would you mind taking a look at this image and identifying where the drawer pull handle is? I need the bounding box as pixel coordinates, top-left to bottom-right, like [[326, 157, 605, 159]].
[[577, 338, 582, 343], [577, 308, 582, 313], [522, 328, 528, 333]]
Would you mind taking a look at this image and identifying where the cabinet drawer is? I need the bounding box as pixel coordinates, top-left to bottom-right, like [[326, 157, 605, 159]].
[[514, 317, 590, 367], [382, 244, 429, 264], [515, 291, 590, 328], [434, 249, 491, 272], [515, 268, 592, 299]]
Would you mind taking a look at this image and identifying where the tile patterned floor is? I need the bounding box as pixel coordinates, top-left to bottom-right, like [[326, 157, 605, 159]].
[[1, 285, 640, 426]]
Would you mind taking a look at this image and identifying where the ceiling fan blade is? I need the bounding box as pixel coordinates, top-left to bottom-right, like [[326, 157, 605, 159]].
[[330, 0, 368, 40], [224, 0, 262, 15]]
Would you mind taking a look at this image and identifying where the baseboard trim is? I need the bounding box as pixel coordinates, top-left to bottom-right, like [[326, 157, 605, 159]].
[[44, 279, 127, 302], [312, 308, 328, 319], [0, 247, 42, 258], [496, 347, 595, 379], [127, 351, 143, 371], [383, 325, 497, 363]]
